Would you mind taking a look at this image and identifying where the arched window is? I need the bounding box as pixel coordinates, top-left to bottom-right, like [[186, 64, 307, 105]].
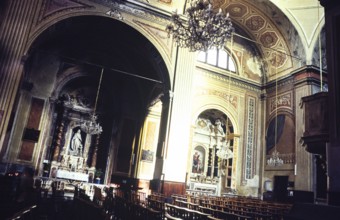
[[197, 47, 237, 73]]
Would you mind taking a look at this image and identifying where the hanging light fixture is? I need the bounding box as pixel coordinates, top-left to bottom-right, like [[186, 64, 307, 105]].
[[217, 35, 234, 161], [80, 68, 104, 135], [166, 0, 234, 52], [267, 52, 283, 167]]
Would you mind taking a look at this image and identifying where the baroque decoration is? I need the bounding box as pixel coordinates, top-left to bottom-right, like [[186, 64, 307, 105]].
[[166, 0, 234, 52]]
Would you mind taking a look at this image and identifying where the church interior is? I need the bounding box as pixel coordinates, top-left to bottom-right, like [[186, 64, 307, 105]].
[[1, 0, 340, 219]]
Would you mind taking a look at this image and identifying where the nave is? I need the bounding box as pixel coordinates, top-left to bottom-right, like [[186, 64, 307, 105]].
[[0, 176, 315, 220]]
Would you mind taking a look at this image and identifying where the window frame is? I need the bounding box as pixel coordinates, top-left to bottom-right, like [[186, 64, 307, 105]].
[[197, 47, 237, 74]]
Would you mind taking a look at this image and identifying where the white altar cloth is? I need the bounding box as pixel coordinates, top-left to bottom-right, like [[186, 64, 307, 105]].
[[56, 170, 88, 182]]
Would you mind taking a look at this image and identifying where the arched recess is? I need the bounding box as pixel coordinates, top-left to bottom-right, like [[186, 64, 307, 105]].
[[188, 93, 241, 195], [11, 14, 171, 184], [188, 107, 236, 196], [192, 97, 240, 135], [265, 111, 296, 167]]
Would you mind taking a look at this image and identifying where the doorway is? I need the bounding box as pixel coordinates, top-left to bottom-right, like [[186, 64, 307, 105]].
[[273, 175, 288, 202]]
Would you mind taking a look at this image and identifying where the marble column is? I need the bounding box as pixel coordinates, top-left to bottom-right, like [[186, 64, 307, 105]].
[[320, 0, 340, 206]]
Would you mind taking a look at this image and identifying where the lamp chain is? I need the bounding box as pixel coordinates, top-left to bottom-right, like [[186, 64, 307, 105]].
[[225, 33, 233, 136], [275, 51, 278, 151], [94, 68, 104, 114]]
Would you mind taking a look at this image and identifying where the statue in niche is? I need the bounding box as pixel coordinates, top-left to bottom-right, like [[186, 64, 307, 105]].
[[69, 128, 84, 156], [213, 119, 225, 136]]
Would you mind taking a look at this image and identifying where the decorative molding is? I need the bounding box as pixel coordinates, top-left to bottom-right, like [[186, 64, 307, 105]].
[[134, 20, 172, 60], [89, 0, 169, 25], [270, 91, 293, 113], [198, 70, 262, 93], [38, 0, 94, 24], [105, 9, 123, 20], [195, 88, 238, 109], [245, 96, 256, 180], [222, 0, 294, 76]]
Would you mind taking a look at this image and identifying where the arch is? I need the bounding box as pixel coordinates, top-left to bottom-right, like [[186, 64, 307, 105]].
[[18, 12, 174, 181], [192, 95, 240, 135], [265, 111, 296, 156], [25, 13, 171, 93]]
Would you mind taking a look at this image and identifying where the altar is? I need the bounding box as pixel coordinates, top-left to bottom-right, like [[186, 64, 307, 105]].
[[56, 170, 89, 182], [187, 182, 219, 196]]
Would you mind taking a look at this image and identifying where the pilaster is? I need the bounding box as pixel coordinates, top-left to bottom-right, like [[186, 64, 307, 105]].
[[163, 47, 196, 182], [0, 0, 40, 154]]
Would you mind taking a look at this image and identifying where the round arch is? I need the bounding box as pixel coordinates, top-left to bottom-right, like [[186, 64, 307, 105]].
[[26, 8, 173, 63], [191, 95, 240, 135]]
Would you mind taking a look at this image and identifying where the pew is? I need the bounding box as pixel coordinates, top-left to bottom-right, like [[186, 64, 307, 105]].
[[165, 212, 183, 220]]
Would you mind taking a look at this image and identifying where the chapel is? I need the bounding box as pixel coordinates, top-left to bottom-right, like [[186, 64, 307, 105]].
[[0, 0, 340, 219]]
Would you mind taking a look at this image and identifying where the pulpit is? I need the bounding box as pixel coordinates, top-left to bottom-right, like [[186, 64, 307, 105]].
[[301, 92, 329, 154]]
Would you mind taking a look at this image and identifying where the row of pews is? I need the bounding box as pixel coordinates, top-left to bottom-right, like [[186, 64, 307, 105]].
[[174, 194, 291, 220], [103, 190, 292, 220], [149, 193, 291, 220]]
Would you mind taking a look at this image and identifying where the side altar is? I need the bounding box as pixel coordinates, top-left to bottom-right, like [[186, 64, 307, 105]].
[[48, 92, 102, 184], [187, 117, 235, 196]]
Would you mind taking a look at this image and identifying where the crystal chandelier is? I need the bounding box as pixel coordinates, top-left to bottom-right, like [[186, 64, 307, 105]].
[[267, 52, 283, 167], [267, 149, 284, 166], [216, 145, 233, 160], [80, 68, 104, 135], [81, 114, 103, 135], [166, 0, 234, 52]]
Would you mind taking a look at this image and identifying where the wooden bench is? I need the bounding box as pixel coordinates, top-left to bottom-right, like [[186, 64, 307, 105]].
[[165, 212, 183, 220], [166, 203, 212, 220]]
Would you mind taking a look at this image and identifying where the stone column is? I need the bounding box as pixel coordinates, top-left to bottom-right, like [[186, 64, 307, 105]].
[[320, 0, 340, 206]]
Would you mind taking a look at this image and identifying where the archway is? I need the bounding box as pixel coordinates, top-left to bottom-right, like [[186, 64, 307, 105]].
[[12, 15, 170, 184], [188, 109, 235, 196]]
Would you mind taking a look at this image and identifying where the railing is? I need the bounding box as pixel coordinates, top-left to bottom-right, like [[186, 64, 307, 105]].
[[266, 153, 295, 165]]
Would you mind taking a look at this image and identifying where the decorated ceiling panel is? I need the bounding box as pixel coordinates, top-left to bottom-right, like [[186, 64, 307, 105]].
[[218, 0, 295, 80]]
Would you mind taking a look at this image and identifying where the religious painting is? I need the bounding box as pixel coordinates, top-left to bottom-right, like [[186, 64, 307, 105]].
[[141, 149, 154, 162], [192, 146, 205, 174]]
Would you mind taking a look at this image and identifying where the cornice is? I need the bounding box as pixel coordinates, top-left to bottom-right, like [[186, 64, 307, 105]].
[[290, 65, 328, 76], [89, 0, 170, 25], [197, 69, 262, 93]]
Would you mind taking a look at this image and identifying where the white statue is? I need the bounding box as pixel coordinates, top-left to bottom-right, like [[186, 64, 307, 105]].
[[214, 119, 225, 136], [70, 129, 83, 156]]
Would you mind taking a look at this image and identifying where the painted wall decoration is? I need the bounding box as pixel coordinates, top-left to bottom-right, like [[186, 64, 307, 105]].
[[270, 92, 292, 113], [141, 149, 154, 162], [245, 96, 255, 179]]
